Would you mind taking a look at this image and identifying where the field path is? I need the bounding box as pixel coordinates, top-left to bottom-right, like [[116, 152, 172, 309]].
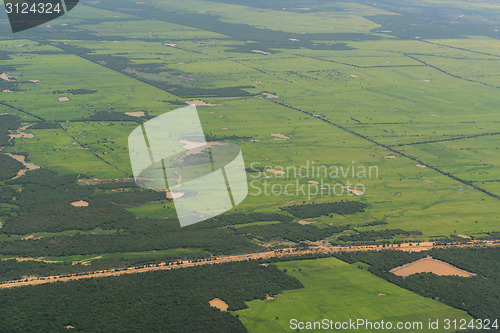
[[0, 240, 497, 289]]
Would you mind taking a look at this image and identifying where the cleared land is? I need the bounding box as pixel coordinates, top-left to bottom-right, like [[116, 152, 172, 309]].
[[389, 256, 476, 277]]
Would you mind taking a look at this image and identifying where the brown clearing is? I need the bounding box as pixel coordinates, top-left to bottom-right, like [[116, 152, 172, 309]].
[[13, 257, 61, 264], [185, 99, 220, 106], [350, 74, 359, 78], [179, 140, 206, 150], [0, 241, 496, 289], [72, 256, 103, 266], [390, 256, 476, 277], [5, 153, 40, 179], [9, 132, 34, 140], [308, 180, 319, 184], [266, 168, 286, 175], [377, 293, 386, 296], [251, 50, 271, 55], [0, 73, 14, 81], [166, 190, 184, 199], [8, 123, 35, 142], [125, 111, 145, 117], [21, 235, 43, 241], [262, 92, 279, 99], [298, 220, 316, 225], [429, 114, 442, 117], [457, 234, 471, 239], [266, 295, 275, 300], [2, 90, 13, 93], [343, 186, 364, 196], [209, 298, 229, 311], [271, 133, 290, 140], [58, 97, 69, 102], [164, 43, 177, 47], [384, 155, 396, 159], [29, 80, 40, 83], [71, 200, 89, 207], [288, 38, 299, 41], [65, 325, 75, 329], [416, 164, 427, 168]]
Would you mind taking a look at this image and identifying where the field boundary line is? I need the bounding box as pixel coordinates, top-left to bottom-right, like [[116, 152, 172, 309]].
[[268, 99, 499, 200]]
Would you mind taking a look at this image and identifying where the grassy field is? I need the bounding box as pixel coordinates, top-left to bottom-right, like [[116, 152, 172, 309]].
[[0, 0, 498, 239], [235, 257, 472, 332]]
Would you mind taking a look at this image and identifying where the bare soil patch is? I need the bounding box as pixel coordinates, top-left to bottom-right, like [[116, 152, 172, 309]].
[[5, 153, 40, 178], [0, 73, 14, 81], [72, 256, 102, 266], [125, 111, 145, 117], [164, 43, 177, 47], [166, 191, 184, 199], [209, 298, 229, 311], [384, 155, 396, 159], [350, 74, 359, 78], [416, 164, 427, 168], [71, 200, 89, 207], [185, 100, 220, 106], [308, 180, 319, 184], [298, 220, 316, 225], [15, 257, 61, 264], [343, 186, 364, 196], [271, 133, 290, 140], [252, 50, 271, 55], [58, 97, 69, 102], [262, 92, 279, 99], [390, 256, 476, 277], [266, 168, 286, 175]]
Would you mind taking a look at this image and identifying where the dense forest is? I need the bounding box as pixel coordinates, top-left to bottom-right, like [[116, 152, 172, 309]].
[[233, 223, 351, 243], [336, 229, 422, 242], [0, 153, 23, 181], [0, 114, 20, 148], [0, 169, 267, 256], [0, 261, 303, 332], [280, 200, 368, 218], [333, 247, 500, 320]]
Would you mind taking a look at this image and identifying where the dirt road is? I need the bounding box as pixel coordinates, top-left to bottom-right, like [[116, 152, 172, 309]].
[[0, 240, 497, 289]]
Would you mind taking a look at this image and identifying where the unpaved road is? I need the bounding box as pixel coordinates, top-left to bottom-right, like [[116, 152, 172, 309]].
[[0, 240, 497, 289]]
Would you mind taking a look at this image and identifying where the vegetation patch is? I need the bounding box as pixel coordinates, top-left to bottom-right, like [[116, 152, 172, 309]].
[[281, 200, 368, 218]]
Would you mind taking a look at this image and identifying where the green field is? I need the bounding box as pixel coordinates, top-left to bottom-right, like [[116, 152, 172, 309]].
[[235, 257, 472, 332]]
